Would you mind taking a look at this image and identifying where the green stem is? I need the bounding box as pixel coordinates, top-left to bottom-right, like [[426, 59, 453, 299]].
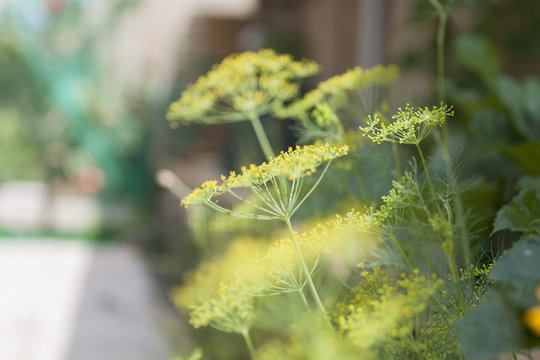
[[416, 143, 435, 196], [247, 112, 275, 161], [428, 0, 451, 169], [392, 142, 402, 178], [298, 289, 311, 311], [289, 161, 331, 216], [444, 247, 466, 314], [285, 218, 334, 331], [428, 0, 447, 103], [241, 329, 256, 360], [389, 233, 414, 271], [511, 350, 518, 360]]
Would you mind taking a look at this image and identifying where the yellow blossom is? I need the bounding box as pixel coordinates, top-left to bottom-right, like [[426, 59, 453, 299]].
[[181, 144, 349, 220], [361, 104, 453, 145], [275, 65, 398, 144], [276, 65, 399, 121], [167, 49, 318, 124], [171, 238, 262, 334], [523, 285, 540, 336], [338, 270, 440, 352]]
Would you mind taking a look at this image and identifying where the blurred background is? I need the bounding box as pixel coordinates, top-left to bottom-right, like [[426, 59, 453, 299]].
[[0, 0, 539, 359]]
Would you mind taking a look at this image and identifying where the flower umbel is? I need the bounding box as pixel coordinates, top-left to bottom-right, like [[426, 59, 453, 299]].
[[276, 65, 398, 122], [187, 285, 256, 333], [182, 144, 349, 220], [167, 49, 318, 125], [361, 104, 453, 145], [172, 238, 261, 333], [338, 269, 440, 353], [240, 223, 335, 296], [276, 65, 398, 143]]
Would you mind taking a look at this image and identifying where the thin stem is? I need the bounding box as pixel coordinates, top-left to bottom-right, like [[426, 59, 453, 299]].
[[444, 247, 466, 314], [289, 174, 304, 214], [428, 0, 451, 170], [205, 200, 275, 220], [288, 167, 300, 212], [415, 143, 435, 196], [428, 0, 447, 103], [392, 142, 402, 179], [261, 181, 286, 216], [250, 185, 283, 216], [228, 189, 278, 216], [241, 329, 256, 360], [247, 112, 275, 161], [389, 233, 414, 271], [511, 350, 518, 360], [285, 218, 334, 331], [269, 175, 288, 212], [298, 288, 311, 311], [289, 161, 331, 217]]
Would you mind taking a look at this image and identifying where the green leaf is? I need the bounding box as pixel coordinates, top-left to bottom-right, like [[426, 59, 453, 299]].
[[517, 176, 540, 192], [490, 237, 540, 308], [455, 34, 500, 85], [503, 142, 540, 175], [457, 291, 522, 360], [496, 77, 540, 140], [492, 189, 540, 235], [458, 237, 540, 359]]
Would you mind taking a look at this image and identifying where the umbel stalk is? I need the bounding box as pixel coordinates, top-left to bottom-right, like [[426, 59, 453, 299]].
[[248, 112, 275, 161], [285, 218, 334, 331]]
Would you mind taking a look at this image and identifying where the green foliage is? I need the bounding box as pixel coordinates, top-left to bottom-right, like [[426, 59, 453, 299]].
[[458, 237, 540, 359], [457, 291, 523, 360], [166, 3, 540, 358], [0, 108, 41, 181], [492, 189, 540, 236], [455, 34, 500, 85], [0, 1, 155, 198], [503, 142, 540, 175], [173, 348, 203, 360], [490, 237, 540, 308], [496, 76, 540, 140]]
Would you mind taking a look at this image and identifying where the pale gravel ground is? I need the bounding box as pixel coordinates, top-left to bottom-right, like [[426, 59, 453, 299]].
[[0, 240, 92, 360], [65, 245, 172, 360], [0, 240, 173, 360]]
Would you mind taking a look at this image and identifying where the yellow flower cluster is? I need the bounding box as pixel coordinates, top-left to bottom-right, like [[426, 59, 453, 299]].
[[257, 320, 348, 360], [331, 172, 414, 236], [337, 270, 440, 351], [173, 238, 262, 306], [173, 221, 343, 332], [172, 238, 262, 333], [360, 104, 453, 145], [182, 144, 349, 207], [240, 223, 335, 295], [166, 49, 319, 124], [187, 284, 255, 333], [172, 348, 203, 360], [275, 65, 399, 121]]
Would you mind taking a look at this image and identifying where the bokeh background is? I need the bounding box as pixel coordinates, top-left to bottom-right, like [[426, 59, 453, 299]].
[[0, 0, 539, 359]]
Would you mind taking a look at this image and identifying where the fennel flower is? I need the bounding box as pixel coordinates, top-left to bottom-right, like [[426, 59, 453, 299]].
[[182, 144, 349, 220], [167, 49, 318, 125], [361, 104, 453, 145]]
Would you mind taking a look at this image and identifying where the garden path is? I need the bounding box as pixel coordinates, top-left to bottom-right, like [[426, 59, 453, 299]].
[[0, 240, 174, 360]]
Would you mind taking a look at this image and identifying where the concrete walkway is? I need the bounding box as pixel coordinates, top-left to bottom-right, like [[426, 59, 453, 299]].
[[0, 240, 173, 360]]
